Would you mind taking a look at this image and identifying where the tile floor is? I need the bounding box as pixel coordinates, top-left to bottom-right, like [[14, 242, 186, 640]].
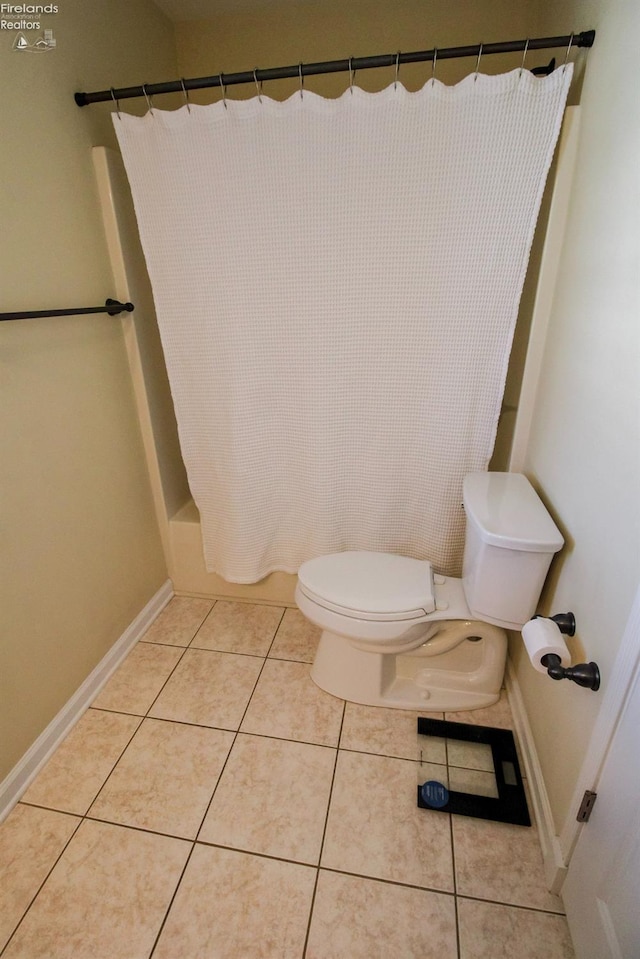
[[0, 597, 576, 958]]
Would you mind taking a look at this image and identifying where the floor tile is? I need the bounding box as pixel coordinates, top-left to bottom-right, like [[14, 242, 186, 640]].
[[0, 805, 80, 951], [1, 598, 573, 959], [149, 648, 263, 729], [92, 642, 183, 715], [457, 897, 575, 959], [322, 750, 454, 891], [268, 607, 321, 663], [153, 844, 315, 959], [307, 870, 458, 959], [21, 709, 141, 815], [341, 702, 445, 762], [190, 599, 284, 655], [89, 718, 233, 839], [241, 659, 344, 746], [140, 596, 213, 646], [199, 733, 335, 863], [446, 689, 513, 729], [1, 820, 190, 959], [452, 812, 564, 912]]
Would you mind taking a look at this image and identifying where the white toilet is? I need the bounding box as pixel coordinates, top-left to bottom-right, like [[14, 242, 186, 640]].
[[295, 472, 564, 711]]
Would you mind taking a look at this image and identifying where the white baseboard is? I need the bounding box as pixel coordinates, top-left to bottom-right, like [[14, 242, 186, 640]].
[[505, 657, 568, 894], [0, 579, 174, 823]]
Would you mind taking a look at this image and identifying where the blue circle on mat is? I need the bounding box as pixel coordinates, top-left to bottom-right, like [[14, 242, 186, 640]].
[[421, 780, 449, 808]]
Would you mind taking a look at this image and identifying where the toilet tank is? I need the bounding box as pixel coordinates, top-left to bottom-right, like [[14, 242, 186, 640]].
[[462, 472, 564, 629]]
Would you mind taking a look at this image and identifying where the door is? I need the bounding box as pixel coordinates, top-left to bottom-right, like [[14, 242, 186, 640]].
[[562, 617, 640, 959]]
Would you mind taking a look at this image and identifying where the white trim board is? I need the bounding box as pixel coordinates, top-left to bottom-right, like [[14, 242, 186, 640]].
[[0, 580, 173, 822], [507, 586, 640, 895], [505, 657, 567, 894]]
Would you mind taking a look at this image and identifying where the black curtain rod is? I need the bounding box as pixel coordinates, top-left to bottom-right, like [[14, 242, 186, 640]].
[[0, 299, 134, 322], [75, 30, 595, 107]]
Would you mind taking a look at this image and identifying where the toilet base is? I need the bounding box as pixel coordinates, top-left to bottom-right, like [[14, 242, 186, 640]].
[[310, 625, 507, 712]]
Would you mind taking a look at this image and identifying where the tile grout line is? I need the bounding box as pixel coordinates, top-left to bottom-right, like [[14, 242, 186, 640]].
[[1, 701, 153, 957], [139, 594, 215, 651], [0, 602, 214, 959], [148, 605, 289, 958], [82, 651, 194, 819], [444, 734, 462, 959], [307, 864, 458, 899], [450, 815, 462, 958], [84, 712, 150, 817], [341, 742, 501, 775], [124, 601, 285, 959], [454, 893, 567, 917], [191, 605, 288, 845], [147, 840, 198, 959], [10, 805, 567, 919], [0, 809, 84, 958], [301, 697, 347, 958]]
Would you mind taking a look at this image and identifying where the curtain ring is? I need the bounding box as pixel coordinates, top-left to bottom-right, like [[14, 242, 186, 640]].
[[110, 87, 121, 120], [180, 78, 191, 113], [474, 43, 483, 82], [563, 33, 574, 72], [219, 73, 227, 110], [431, 48, 438, 85], [142, 84, 154, 115], [519, 39, 529, 78], [253, 68, 263, 103], [349, 57, 355, 94], [298, 62, 304, 99], [394, 51, 401, 89]]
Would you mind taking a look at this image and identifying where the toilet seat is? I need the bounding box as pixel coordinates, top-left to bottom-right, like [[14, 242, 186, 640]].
[[297, 550, 436, 622]]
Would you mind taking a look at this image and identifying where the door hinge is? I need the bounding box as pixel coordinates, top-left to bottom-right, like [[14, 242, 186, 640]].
[[577, 789, 597, 822]]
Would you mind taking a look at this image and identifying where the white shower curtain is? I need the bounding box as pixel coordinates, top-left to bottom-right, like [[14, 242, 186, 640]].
[[115, 66, 571, 583]]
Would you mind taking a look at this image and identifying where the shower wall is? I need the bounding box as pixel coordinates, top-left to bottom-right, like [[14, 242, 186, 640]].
[[92, 148, 190, 553]]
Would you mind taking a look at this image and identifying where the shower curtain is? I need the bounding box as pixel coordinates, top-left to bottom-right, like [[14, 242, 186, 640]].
[[115, 66, 572, 583]]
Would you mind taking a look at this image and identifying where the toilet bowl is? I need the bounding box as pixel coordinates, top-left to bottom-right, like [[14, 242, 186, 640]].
[[296, 551, 508, 710], [295, 472, 564, 711]]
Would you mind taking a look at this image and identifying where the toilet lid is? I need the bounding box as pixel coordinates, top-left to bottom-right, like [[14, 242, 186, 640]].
[[297, 551, 435, 617]]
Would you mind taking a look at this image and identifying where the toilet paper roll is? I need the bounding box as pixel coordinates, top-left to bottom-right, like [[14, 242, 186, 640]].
[[522, 618, 572, 674]]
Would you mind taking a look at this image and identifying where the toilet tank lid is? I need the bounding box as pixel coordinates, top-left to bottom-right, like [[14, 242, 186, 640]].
[[463, 472, 564, 553], [297, 551, 435, 615]]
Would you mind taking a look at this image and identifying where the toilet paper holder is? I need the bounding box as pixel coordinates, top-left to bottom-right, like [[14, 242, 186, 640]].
[[533, 613, 601, 691]]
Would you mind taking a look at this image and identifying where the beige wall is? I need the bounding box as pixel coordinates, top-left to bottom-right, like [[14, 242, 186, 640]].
[[512, 0, 640, 834], [0, 0, 177, 780]]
